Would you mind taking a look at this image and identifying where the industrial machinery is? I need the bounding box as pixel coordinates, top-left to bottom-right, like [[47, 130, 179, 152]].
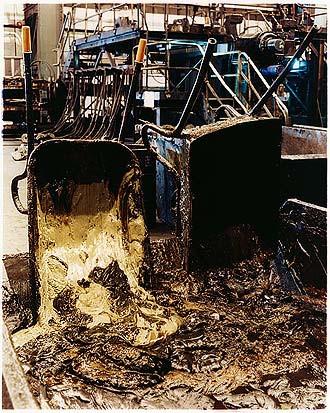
[[6, 3, 326, 144], [50, 2, 326, 127], [10, 7, 325, 283], [10, 19, 324, 304], [2, 77, 53, 140], [3, 3, 327, 410]]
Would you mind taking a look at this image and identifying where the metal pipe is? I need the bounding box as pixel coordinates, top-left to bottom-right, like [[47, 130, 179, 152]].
[[284, 81, 308, 112], [24, 52, 35, 157], [139, 38, 217, 139], [249, 25, 318, 116], [74, 4, 126, 25], [141, 65, 199, 71], [317, 41, 325, 100], [239, 51, 289, 122], [173, 37, 216, 137], [12, 27, 39, 320], [240, 70, 273, 117], [216, 104, 240, 117], [75, 66, 123, 75], [209, 61, 248, 114], [118, 39, 147, 143], [256, 9, 273, 30], [118, 63, 142, 142], [170, 59, 202, 92], [205, 79, 223, 106], [57, 12, 70, 46], [11, 26, 35, 215]]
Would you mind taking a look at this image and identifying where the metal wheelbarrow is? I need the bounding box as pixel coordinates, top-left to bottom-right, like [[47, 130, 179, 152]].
[[142, 116, 282, 271], [140, 39, 282, 271], [12, 140, 181, 347]]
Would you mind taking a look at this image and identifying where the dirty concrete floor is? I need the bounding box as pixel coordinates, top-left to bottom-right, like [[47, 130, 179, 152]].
[[2, 142, 28, 255]]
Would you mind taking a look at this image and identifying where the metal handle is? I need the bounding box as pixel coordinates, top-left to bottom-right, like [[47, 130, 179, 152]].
[[22, 26, 32, 53], [11, 169, 28, 215]]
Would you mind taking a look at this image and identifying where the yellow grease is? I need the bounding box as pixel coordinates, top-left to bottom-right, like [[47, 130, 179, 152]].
[[13, 178, 182, 348]]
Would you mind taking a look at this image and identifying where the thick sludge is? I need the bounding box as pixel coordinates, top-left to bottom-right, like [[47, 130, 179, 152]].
[[14, 247, 326, 409]]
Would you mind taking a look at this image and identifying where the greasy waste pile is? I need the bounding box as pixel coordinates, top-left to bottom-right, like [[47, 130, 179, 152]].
[[8, 143, 326, 409], [14, 249, 326, 409], [13, 180, 181, 349]]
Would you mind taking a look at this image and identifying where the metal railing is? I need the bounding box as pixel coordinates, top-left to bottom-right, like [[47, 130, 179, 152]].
[[54, 4, 289, 123], [136, 39, 288, 123], [53, 11, 73, 74], [54, 3, 148, 75], [212, 50, 289, 122]]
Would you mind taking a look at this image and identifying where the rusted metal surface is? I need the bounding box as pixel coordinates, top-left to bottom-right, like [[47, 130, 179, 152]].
[[282, 125, 327, 155], [7, 138, 183, 379], [2, 254, 33, 334], [188, 117, 281, 269], [2, 376, 14, 410], [26, 139, 155, 324], [2, 143, 326, 408]]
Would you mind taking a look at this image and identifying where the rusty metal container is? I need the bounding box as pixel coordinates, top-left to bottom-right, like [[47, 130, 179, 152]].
[[150, 116, 282, 270]]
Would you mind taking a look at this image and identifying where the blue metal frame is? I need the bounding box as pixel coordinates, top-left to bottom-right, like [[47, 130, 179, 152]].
[[74, 29, 141, 52]]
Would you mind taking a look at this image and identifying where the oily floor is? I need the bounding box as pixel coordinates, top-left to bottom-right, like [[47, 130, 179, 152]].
[[2, 142, 326, 409], [13, 250, 326, 409]]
